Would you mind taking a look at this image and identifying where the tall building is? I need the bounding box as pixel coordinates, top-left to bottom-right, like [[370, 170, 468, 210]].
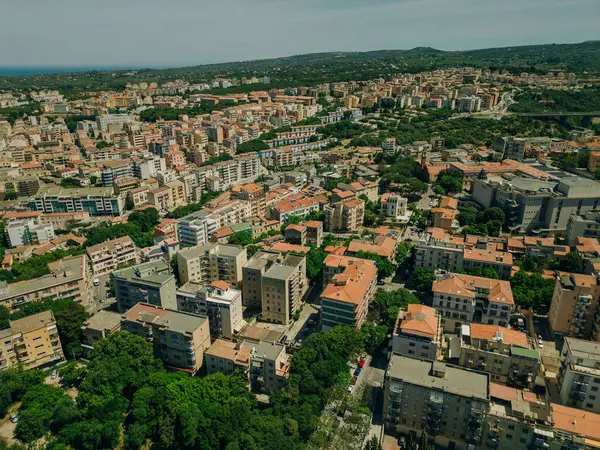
[[566, 211, 600, 245], [0, 310, 64, 371], [242, 251, 308, 323], [380, 193, 408, 220], [114, 260, 177, 312], [5, 217, 55, 248], [0, 255, 89, 311], [30, 186, 124, 216], [432, 273, 515, 332], [548, 273, 600, 340], [557, 337, 600, 413], [176, 281, 244, 339], [231, 183, 266, 217], [121, 303, 211, 374], [392, 304, 442, 361], [86, 236, 137, 277], [248, 340, 291, 393], [320, 257, 377, 331], [176, 243, 247, 286], [384, 355, 489, 449], [324, 198, 365, 231]]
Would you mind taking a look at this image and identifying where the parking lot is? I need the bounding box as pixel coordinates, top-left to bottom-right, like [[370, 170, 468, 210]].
[[91, 273, 114, 312]]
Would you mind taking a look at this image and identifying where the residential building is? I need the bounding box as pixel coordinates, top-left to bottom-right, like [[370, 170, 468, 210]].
[[557, 337, 600, 413], [249, 340, 291, 393], [121, 303, 211, 374], [566, 210, 600, 245], [114, 260, 177, 312], [431, 197, 459, 230], [86, 236, 137, 277], [548, 272, 600, 339], [176, 280, 244, 339], [432, 272, 515, 332], [242, 251, 308, 322], [5, 217, 55, 248], [284, 224, 307, 245], [323, 253, 376, 285], [205, 338, 252, 377], [321, 257, 377, 331], [392, 304, 442, 361], [463, 245, 514, 280], [100, 160, 133, 186], [415, 228, 465, 273], [177, 211, 212, 246], [30, 186, 124, 216], [0, 255, 89, 311], [458, 324, 540, 389], [271, 197, 319, 224], [81, 310, 122, 349], [96, 114, 135, 130], [458, 96, 482, 113], [0, 311, 64, 371], [305, 220, 324, 246], [148, 186, 173, 211], [380, 193, 408, 221], [325, 198, 364, 231], [346, 233, 397, 261], [176, 243, 247, 286], [494, 137, 528, 160], [232, 183, 266, 217], [165, 180, 187, 208], [383, 354, 489, 449]]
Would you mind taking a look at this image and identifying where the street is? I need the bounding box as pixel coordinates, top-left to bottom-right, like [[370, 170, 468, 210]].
[[90, 273, 115, 313]]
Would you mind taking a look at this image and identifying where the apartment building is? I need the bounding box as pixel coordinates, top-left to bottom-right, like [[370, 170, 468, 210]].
[[148, 186, 173, 211], [81, 310, 122, 349], [242, 251, 308, 321], [96, 114, 135, 130], [86, 236, 137, 277], [380, 193, 408, 221], [323, 253, 377, 285], [566, 210, 600, 245], [0, 311, 64, 371], [29, 186, 124, 216], [271, 197, 320, 224], [305, 220, 324, 246], [432, 272, 515, 332], [176, 243, 247, 286], [205, 338, 252, 377], [431, 197, 460, 230], [0, 255, 89, 311], [463, 245, 514, 280], [176, 281, 244, 339], [114, 260, 177, 312], [232, 183, 266, 217], [165, 180, 187, 208], [100, 160, 134, 186], [325, 198, 365, 232], [284, 224, 307, 245], [458, 324, 540, 389], [177, 211, 212, 246], [5, 217, 55, 248], [384, 355, 490, 450], [392, 304, 442, 361], [556, 337, 600, 413], [249, 340, 291, 393], [321, 257, 377, 331], [548, 273, 600, 339], [121, 303, 211, 374], [128, 186, 149, 208], [472, 176, 600, 233]]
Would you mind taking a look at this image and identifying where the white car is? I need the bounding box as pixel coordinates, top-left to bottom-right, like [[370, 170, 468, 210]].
[[93, 279, 100, 286], [347, 385, 354, 394]]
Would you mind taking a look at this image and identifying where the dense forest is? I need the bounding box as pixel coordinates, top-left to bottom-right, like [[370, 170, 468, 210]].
[[509, 86, 600, 113], [1, 41, 599, 95]]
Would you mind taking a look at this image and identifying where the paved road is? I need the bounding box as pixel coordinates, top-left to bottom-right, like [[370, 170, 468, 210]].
[[90, 273, 115, 313], [360, 352, 388, 447]]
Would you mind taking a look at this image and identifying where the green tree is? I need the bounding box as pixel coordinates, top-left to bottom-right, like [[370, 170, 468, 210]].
[[128, 208, 160, 232], [360, 323, 388, 354], [355, 251, 395, 279], [229, 231, 253, 246], [364, 435, 383, 450], [371, 288, 420, 331], [435, 170, 463, 194], [510, 270, 555, 309], [410, 268, 436, 294], [306, 246, 326, 281], [395, 242, 414, 265], [246, 244, 262, 258]]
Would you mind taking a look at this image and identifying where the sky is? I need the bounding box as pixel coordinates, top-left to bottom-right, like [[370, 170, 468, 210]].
[[0, 0, 599, 69]]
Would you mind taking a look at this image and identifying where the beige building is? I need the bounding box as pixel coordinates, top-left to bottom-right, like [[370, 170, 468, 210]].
[[0, 255, 89, 311], [305, 220, 323, 246], [176, 243, 247, 286], [380, 193, 408, 220], [148, 186, 173, 211], [392, 304, 442, 361], [86, 235, 138, 276], [249, 340, 291, 393], [324, 198, 364, 231], [432, 272, 515, 332], [384, 355, 490, 450], [232, 183, 266, 217], [458, 324, 540, 389], [121, 303, 211, 374], [548, 273, 600, 340], [242, 251, 308, 323], [165, 180, 187, 208], [128, 186, 149, 208], [81, 310, 122, 349], [205, 338, 252, 376], [0, 310, 64, 371], [321, 257, 377, 331], [284, 224, 307, 245]]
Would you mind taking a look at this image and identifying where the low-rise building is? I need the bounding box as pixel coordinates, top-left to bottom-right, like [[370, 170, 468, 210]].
[[114, 260, 177, 312], [81, 310, 122, 349], [392, 304, 442, 361], [86, 236, 137, 277], [0, 310, 64, 371], [0, 255, 89, 311], [205, 338, 252, 377], [121, 303, 211, 374], [383, 354, 490, 449], [305, 220, 324, 246], [432, 272, 515, 332], [380, 193, 408, 221], [321, 257, 377, 331], [249, 340, 291, 393], [284, 224, 307, 245], [176, 280, 244, 339]]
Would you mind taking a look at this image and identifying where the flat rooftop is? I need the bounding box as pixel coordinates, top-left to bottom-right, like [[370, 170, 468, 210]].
[[387, 354, 489, 401]]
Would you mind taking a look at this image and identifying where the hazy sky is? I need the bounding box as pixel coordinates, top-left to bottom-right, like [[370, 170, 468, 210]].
[[0, 0, 598, 68]]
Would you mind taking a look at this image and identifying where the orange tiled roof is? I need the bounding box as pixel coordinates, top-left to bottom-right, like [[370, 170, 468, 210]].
[[469, 324, 528, 347], [433, 274, 514, 305], [398, 304, 439, 340]]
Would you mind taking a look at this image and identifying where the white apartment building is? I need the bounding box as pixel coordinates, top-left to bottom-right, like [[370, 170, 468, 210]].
[[5, 217, 55, 248], [176, 243, 247, 286], [380, 193, 408, 220], [86, 236, 138, 277], [558, 337, 600, 413]]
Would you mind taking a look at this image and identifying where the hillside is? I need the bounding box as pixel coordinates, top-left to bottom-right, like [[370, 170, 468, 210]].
[[1, 41, 599, 95]]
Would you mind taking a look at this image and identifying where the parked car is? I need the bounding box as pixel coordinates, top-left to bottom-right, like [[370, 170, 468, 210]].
[[358, 359, 366, 369], [93, 279, 100, 286], [377, 280, 385, 286], [10, 414, 18, 423], [51, 370, 57, 380], [354, 368, 361, 377], [280, 335, 288, 344], [347, 385, 354, 394]]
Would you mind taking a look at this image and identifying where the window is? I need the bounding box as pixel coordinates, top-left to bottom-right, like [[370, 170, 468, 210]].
[[587, 403, 594, 408]]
